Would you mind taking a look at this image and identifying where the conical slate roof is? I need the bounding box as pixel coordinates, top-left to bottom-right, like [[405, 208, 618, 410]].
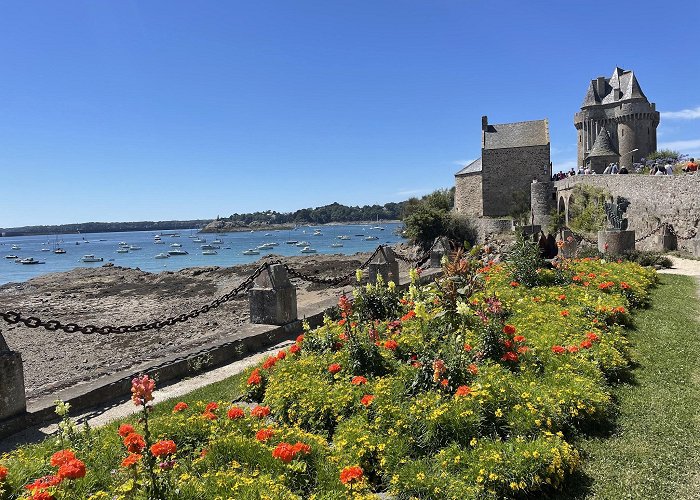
[[587, 128, 619, 158], [623, 72, 647, 100], [581, 81, 599, 108]]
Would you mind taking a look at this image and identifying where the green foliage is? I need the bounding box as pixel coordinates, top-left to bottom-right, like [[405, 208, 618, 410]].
[[508, 235, 545, 287], [568, 185, 608, 234], [508, 189, 531, 226], [352, 278, 404, 322], [547, 208, 566, 234], [226, 201, 405, 225], [646, 149, 681, 162], [402, 189, 476, 250]]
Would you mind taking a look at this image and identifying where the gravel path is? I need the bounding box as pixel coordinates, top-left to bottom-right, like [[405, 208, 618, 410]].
[[657, 256, 700, 277]]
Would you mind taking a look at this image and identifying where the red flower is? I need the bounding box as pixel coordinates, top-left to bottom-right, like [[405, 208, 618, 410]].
[[277, 350, 287, 360], [503, 340, 513, 349], [121, 453, 142, 468], [26, 475, 62, 492], [455, 385, 472, 397], [513, 335, 526, 343], [292, 442, 311, 454], [118, 424, 135, 437], [580, 340, 593, 349], [328, 363, 342, 374], [338, 294, 353, 318], [587, 273, 597, 278], [502, 324, 517, 335], [31, 493, 56, 500], [247, 368, 262, 386], [57, 459, 86, 480], [572, 275, 581, 282], [205, 402, 219, 412], [567, 345, 579, 353], [467, 363, 479, 375], [130, 374, 155, 406], [586, 332, 600, 342], [517, 346, 529, 354], [272, 442, 296, 463], [440, 378, 449, 387], [289, 344, 301, 354], [338, 319, 347, 327], [560, 310, 570, 317], [0, 466, 8, 482], [150, 440, 177, 458], [251, 405, 271, 418], [202, 411, 217, 420], [551, 345, 566, 355], [123, 433, 146, 454], [620, 282, 630, 289], [296, 334, 304, 343], [255, 428, 275, 442], [172, 402, 188, 413], [351, 376, 367, 385], [227, 406, 245, 419], [384, 339, 399, 351], [463, 343, 473, 352], [501, 351, 519, 362], [509, 281, 520, 287], [50, 449, 76, 467], [339, 331, 348, 340], [360, 394, 375, 407], [401, 310, 416, 322], [340, 466, 364, 485], [558, 294, 567, 301], [262, 356, 278, 370]]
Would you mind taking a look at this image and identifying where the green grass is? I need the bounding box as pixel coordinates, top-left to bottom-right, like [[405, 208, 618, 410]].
[[557, 275, 700, 499]]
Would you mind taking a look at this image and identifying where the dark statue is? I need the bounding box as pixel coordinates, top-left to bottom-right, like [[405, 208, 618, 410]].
[[604, 197, 630, 231]]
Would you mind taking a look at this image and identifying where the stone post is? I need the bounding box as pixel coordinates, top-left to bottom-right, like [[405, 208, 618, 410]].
[[430, 237, 451, 268], [0, 331, 27, 422], [368, 246, 400, 284], [598, 230, 636, 254], [249, 264, 297, 325], [653, 224, 676, 252]]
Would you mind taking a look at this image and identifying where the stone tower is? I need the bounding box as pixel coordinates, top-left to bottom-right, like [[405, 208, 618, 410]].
[[574, 67, 660, 171]]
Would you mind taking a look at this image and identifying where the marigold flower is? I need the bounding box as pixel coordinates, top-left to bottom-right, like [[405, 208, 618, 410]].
[[340, 466, 364, 485], [50, 449, 76, 467], [384, 339, 399, 351], [360, 394, 375, 407], [0, 466, 8, 481], [150, 439, 177, 458], [501, 352, 518, 362], [502, 324, 516, 335], [551, 345, 566, 355], [227, 406, 245, 419], [513, 335, 526, 343], [467, 363, 479, 375], [130, 374, 155, 406], [123, 432, 146, 454], [351, 376, 367, 385], [401, 310, 416, 322], [251, 405, 271, 418], [455, 385, 472, 397], [255, 428, 275, 442], [247, 368, 262, 386], [57, 459, 86, 480], [328, 363, 342, 374], [172, 402, 188, 413], [26, 475, 62, 492], [121, 453, 142, 468], [289, 344, 301, 354]]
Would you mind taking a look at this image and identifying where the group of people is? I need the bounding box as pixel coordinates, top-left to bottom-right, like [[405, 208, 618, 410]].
[[551, 158, 698, 180]]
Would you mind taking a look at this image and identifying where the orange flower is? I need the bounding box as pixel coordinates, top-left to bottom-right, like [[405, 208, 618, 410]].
[[272, 442, 297, 463], [440, 378, 449, 387], [558, 294, 566, 301], [551, 345, 566, 354], [586, 332, 600, 342], [292, 442, 311, 454], [289, 344, 301, 354], [567, 345, 579, 353], [296, 334, 304, 343], [0, 466, 8, 482], [123, 433, 146, 454], [340, 466, 364, 485], [517, 346, 529, 354], [150, 439, 177, 458], [464, 343, 473, 352], [121, 453, 142, 468], [205, 402, 219, 412], [401, 310, 416, 321], [513, 335, 526, 343], [580, 340, 593, 349], [118, 424, 135, 437], [57, 459, 86, 480], [50, 449, 76, 467], [172, 402, 188, 413], [620, 282, 630, 289], [262, 356, 278, 370], [338, 319, 347, 327], [351, 376, 367, 385], [455, 385, 472, 397], [202, 411, 217, 420], [560, 310, 570, 317], [502, 324, 517, 335], [467, 363, 479, 375], [276, 350, 287, 360], [328, 363, 342, 374], [509, 281, 519, 287], [360, 394, 375, 407], [25, 475, 61, 492], [131, 374, 155, 406], [501, 352, 518, 362], [384, 339, 398, 351], [31, 492, 56, 500], [247, 368, 262, 386], [251, 405, 271, 418], [227, 406, 245, 419], [255, 428, 275, 442]]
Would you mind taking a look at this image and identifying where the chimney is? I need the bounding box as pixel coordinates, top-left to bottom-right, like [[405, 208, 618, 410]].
[[481, 115, 488, 131], [596, 77, 606, 97]]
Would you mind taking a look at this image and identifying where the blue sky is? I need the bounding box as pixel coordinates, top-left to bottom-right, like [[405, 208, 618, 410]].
[[1, 0, 699, 227]]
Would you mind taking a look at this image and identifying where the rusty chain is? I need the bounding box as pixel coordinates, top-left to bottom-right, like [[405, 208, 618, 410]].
[[275, 245, 385, 286], [664, 223, 698, 241]]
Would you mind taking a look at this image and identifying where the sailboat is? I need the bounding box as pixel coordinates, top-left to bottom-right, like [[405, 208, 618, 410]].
[[371, 215, 385, 231], [53, 235, 66, 254]]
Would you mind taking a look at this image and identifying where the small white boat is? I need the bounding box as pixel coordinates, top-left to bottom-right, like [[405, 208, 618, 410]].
[[193, 238, 206, 243], [170, 243, 182, 247], [330, 243, 343, 248], [155, 253, 170, 259], [212, 239, 223, 244], [54, 248, 66, 254], [168, 249, 189, 256], [129, 245, 142, 250], [286, 240, 298, 245], [41, 247, 51, 252], [19, 257, 44, 265], [201, 244, 220, 250], [300, 246, 317, 254], [258, 243, 274, 250], [202, 250, 217, 255], [365, 235, 379, 241], [81, 255, 103, 263], [5, 255, 18, 259], [153, 240, 165, 244], [295, 241, 310, 247], [313, 230, 323, 236], [116, 248, 129, 254], [338, 235, 351, 240], [11, 244, 20, 250], [267, 242, 279, 246], [118, 242, 128, 246], [242, 249, 260, 255]]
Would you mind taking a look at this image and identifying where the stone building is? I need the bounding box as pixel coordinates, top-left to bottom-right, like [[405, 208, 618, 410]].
[[574, 67, 660, 171], [455, 116, 551, 218]]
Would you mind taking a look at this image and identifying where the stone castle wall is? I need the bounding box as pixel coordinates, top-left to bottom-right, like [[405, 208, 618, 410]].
[[482, 145, 551, 217], [455, 173, 483, 217], [552, 175, 700, 252]]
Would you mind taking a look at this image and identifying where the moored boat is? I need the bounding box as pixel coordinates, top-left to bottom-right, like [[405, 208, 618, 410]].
[[300, 246, 317, 253], [81, 255, 103, 262], [168, 249, 189, 256], [242, 249, 260, 255], [155, 253, 170, 259]]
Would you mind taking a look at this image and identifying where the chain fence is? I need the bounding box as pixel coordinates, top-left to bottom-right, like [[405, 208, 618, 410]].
[[1, 244, 432, 336], [564, 222, 697, 245]]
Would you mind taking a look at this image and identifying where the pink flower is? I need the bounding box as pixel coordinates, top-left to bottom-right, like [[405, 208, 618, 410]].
[[131, 374, 155, 406]]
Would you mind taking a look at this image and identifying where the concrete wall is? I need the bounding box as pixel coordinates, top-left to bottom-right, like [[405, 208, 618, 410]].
[[482, 145, 551, 217], [455, 173, 483, 217], [553, 175, 700, 252]]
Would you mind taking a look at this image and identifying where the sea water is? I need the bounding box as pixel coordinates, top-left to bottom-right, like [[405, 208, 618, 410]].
[[0, 223, 405, 286]]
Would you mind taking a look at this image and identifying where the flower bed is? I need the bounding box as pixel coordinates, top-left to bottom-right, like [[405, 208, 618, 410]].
[[0, 253, 657, 499]]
